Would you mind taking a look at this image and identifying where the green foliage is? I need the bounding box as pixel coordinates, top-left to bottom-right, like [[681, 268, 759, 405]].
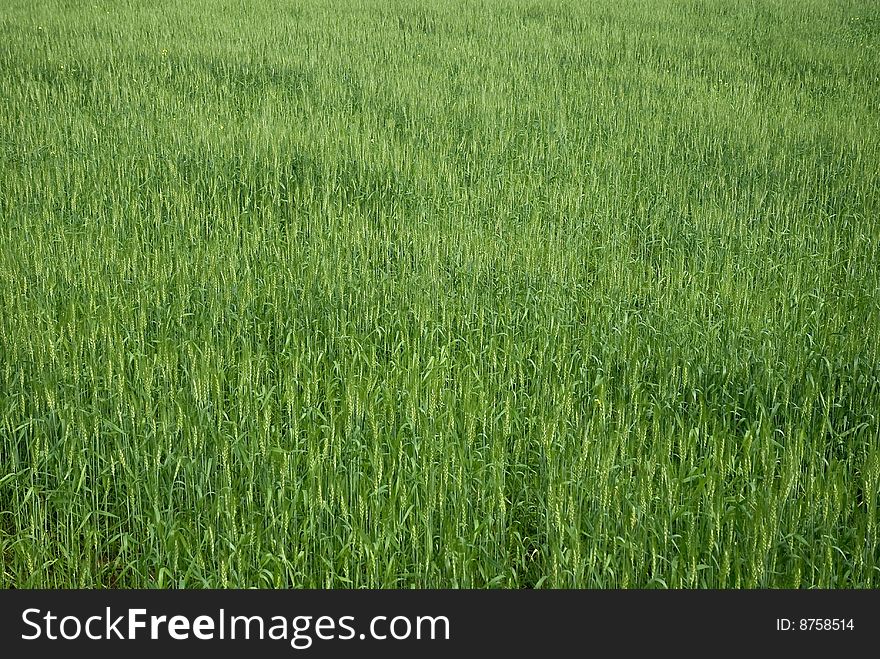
[[0, 0, 878, 588]]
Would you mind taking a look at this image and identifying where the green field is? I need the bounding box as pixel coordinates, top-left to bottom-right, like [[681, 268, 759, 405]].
[[1, 0, 878, 588]]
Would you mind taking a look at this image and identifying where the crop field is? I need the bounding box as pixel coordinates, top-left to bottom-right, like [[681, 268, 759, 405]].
[[1, 0, 878, 588]]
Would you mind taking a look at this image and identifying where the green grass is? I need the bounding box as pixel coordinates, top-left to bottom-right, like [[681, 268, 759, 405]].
[[1, 0, 878, 588]]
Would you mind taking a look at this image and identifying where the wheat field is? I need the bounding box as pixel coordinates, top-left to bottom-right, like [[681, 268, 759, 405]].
[[1, 0, 878, 588]]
